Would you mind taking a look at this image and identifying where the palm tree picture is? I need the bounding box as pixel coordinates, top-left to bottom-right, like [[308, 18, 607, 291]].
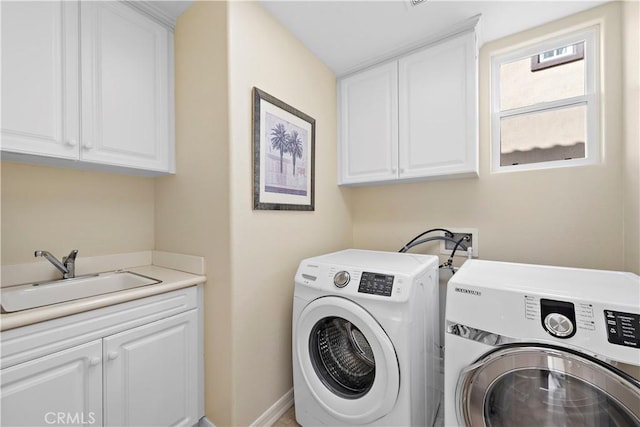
[[270, 122, 289, 173], [266, 114, 307, 181], [253, 87, 315, 211], [288, 131, 303, 176], [269, 123, 305, 176]]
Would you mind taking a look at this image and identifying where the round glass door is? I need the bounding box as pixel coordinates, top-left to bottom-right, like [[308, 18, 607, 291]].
[[457, 345, 640, 427], [309, 316, 376, 399], [296, 296, 399, 424]]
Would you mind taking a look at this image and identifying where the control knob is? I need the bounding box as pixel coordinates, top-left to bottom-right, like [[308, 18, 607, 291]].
[[544, 313, 574, 338], [333, 271, 350, 288]]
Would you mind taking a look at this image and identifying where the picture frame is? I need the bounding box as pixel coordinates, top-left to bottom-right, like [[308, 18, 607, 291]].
[[252, 87, 315, 211]]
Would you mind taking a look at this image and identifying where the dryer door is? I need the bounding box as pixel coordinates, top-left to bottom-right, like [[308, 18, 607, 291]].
[[296, 296, 400, 424], [456, 344, 640, 427]]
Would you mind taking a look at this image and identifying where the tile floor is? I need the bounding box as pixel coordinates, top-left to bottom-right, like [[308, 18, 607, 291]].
[[273, 406, 299, 427], [273, 406, 298, 427]]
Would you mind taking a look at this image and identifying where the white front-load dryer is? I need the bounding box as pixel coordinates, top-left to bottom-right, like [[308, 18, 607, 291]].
[[293, 249, 440, 426], [444, 260, 640, 427]]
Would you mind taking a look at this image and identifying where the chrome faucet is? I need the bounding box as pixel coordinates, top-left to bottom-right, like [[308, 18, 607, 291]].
[[34, 249, 78, 279]]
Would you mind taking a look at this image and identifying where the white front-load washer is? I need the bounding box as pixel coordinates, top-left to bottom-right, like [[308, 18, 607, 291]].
[[444, 260, 640, 427], [293, 249, 440, 426]]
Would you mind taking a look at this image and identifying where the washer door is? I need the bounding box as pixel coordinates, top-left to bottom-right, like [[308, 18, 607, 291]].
[[457, 344, 640, 427], [296, 296, 400, 424]]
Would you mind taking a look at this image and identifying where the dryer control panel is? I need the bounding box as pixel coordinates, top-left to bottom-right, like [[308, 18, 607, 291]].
[[447, 259, 640, 365], [605, 310, 640, 348], [524, 295, 596, 335]]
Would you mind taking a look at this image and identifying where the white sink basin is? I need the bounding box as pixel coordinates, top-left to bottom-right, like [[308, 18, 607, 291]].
[[0, 271, 162, 313]]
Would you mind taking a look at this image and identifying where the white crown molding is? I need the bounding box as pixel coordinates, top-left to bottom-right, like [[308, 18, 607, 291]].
[[339, 14, 481, 78], [123, 1, 177, 30]]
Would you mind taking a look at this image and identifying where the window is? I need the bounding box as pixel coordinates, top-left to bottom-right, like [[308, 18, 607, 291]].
[[491, 28, 598, 172], [531, 43, 584, 71]]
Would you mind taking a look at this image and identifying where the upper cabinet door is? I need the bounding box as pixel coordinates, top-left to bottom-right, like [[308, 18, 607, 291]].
[[339, 62, 399, 185], [398, 31, 478, 180], [1, 1, 79, 159], [80, 2, 172, 172]]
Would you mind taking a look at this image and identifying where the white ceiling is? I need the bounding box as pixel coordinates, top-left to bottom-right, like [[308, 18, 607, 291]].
[[259, 0, 609, 76], [151, 0, 609, 76]]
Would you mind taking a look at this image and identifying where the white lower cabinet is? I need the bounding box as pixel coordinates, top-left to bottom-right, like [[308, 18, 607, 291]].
[[104, 310, 198, 427], [0, 340, 103, 427], [0, 287, 202, 427]]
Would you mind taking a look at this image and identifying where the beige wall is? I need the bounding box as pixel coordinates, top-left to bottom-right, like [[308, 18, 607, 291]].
[[226, 2, 352, 424], [154, 1, 234, 425], [1, 1, 636, 425], [352, 3, 626, 272], [1, 162, 154, 265], [160, 1, 352, 425], [622, 0, 639, 274]]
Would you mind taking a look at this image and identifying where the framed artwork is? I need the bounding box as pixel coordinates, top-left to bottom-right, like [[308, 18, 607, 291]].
[[252, 87, 315, 211]]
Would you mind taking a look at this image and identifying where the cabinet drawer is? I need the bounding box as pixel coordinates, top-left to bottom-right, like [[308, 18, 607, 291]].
[[0, 287, 197, 369]]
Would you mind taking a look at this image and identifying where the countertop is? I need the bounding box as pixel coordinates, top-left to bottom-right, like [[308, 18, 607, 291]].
[[0, 265, 206, 331]]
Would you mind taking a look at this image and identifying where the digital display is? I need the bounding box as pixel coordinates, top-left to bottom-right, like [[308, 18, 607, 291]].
[[358, 272, 394, 297]]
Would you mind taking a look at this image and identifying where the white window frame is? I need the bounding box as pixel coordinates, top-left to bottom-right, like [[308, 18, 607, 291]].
[[491, 27, 598, 173]]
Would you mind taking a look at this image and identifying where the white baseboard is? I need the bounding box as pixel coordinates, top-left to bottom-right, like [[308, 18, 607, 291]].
[[251, 388, 294, 427], [198, 416, 215, 427]]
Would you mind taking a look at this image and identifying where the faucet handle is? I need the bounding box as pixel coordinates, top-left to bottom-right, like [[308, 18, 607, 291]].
[[34, 250, 77, 279], [62, 250, 78, 279], [63, 249, 78, 263]]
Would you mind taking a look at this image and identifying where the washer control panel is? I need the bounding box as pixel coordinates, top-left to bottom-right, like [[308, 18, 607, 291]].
[[540, 298, 576, 339], [605, 310, 640, 348], [358, 272, 394, 297]]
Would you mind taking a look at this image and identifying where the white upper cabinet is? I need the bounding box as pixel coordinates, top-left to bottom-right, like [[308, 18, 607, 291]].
[[338, 21, 479, 186], [80, 2, 171, 172], [1, 1, 175, 176], [1, 1, 79, 159], [339, 62, 399, 185], [398, 31, 477, 180]]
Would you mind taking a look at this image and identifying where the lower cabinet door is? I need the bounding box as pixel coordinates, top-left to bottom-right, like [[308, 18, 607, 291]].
[[103, 310, 198, 427], [0, 340, 103, 427]]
